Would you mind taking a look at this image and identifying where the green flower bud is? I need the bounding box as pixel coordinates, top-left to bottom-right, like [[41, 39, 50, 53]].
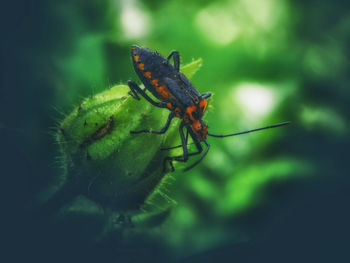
[[53, 59, 202, 227]]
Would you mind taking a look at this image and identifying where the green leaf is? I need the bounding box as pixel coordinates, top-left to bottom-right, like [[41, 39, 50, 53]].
[[181, 58, 202, 79]]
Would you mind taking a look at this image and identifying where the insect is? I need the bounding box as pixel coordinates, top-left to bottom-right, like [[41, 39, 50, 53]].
[[128, 45, 289, 171]]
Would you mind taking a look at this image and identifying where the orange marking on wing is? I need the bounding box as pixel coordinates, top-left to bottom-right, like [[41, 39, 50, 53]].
[[151, 79, 159, 86], [143, 71, 151, 78], [166, 102, 173, 109], [138, 63, 145, 70], [157, 85, 166, 93], [175, 107, 181, 117], [134, 55, 140, 62], [161, 89, 170, 98]]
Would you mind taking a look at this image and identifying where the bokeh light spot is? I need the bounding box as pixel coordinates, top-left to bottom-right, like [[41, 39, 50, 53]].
[[195, 5, 241, 45], [241, 0, 284, 30], [120, 0, 150, 40], [232, 83, 277, 121]]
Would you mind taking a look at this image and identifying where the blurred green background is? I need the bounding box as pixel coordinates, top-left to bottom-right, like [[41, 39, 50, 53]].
[[2, 0, 349, 262]]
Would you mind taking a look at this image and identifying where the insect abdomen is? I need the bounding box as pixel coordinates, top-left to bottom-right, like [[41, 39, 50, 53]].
[[132, 46, 175, 101]]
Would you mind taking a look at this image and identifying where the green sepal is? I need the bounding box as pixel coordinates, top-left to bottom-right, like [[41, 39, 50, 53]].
[[54, 58, 202, 232]]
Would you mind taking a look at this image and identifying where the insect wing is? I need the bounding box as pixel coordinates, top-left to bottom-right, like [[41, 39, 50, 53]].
[[164, 77, 192, 106]]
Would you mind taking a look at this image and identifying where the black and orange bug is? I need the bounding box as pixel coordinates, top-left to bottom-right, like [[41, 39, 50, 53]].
[[128, 45, 289, 171]]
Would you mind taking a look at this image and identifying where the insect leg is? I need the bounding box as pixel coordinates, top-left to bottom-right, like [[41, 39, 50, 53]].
[[183, 129, 210, 171], [130, 112, 175, 134], [167, 50, 180, 72], [161, 128, 189, 150], [128, 80, 167, 108], [164, 142, 204, 171], [163, 125, 204, 172], [163, 121, 188, 171]]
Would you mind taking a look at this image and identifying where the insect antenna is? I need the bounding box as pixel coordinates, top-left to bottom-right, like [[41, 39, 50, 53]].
[[208, 121, 290, 138], [161, 142, 195, 151], [184, 139, 210, 171]]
